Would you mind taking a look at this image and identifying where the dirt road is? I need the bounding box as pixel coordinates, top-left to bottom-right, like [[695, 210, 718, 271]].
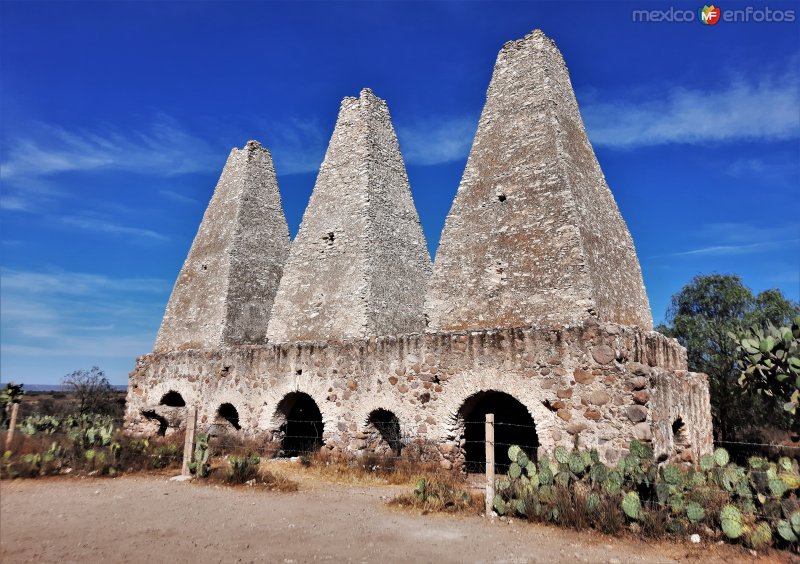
[[0, 473, 779, 563]]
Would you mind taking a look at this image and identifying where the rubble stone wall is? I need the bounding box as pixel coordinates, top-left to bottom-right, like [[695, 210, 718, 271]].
[[126, 321, 713, 466]]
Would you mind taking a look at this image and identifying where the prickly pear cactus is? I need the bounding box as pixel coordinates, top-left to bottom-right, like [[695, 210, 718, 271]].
[[555, 446, 569, 464], [769, 477, 788, 498], [662, 464, 682, 485], [714, 447, 730, 467], [747, 521, 772, 550], [509, 462, 522, 479], [700, 454, 715, 472], [586, 492, 600, 513], [493, 494, 507, 515], [508, 445, 521, 463], [686, 501, 705, 524], [777, 511, 800, 542], [568, 452, 585, 475], [720, 505, 744, 539], [604, 471, 623, 495], [622, 491, 641, 520]]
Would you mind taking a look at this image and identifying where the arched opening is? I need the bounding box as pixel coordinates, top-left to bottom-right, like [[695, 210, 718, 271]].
[[159, 391, 185, 407], [217, 403, 241, 431], [672, 417, 687, 445], [275, 392, 324, 457], [141, 410, 168, 436], [366, 409, 402, 456], [459, 390, 538, 474]]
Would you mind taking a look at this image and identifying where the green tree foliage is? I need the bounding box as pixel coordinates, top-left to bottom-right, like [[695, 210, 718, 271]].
[[658, 274, 800, 440], [733, 317, 800, 421]]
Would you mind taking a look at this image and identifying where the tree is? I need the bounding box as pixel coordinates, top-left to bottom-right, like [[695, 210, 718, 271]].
[[732, 316, 800, 423], [658, 274, 800, 440], [62, 366, 114, 414]]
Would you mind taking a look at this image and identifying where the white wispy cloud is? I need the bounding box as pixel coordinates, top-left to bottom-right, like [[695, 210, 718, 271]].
[[582, 70, 800, 148], [653, 222, 800, 258], [397, 116, 479, 166], [0, 268, 168, 377], [60, 215, 168, 241], [0, 114, 223, 180], [159, 189, 198, 204], [1, 269, 169, 296], [264, 118, 329, 176], [667, 240, 797, 257]]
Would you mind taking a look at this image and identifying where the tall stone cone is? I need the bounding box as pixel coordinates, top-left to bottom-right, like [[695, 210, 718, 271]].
[[154, 140, 291, 352], [267, 88, 432, 342], [425, 30, 653, 331]]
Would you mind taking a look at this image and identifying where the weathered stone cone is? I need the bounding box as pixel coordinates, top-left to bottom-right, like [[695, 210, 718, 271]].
[[155, 140, 290, 352], [267, 88, 431, 342], [426, 29, 653, 331]]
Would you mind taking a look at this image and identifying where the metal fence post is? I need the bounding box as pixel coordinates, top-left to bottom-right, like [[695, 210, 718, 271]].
[[182, 406, 197, 476], [485, 413, 495, 517]]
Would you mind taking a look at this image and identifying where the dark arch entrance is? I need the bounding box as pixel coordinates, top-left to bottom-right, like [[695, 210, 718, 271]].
[[159, 391, 185, 407], [275, 392, 324, 457], [366, 409, 402, 455], [460, 391, 538, 473], [217, 403, 241, 431]]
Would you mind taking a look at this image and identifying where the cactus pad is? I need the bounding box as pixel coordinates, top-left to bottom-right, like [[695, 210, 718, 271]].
[[662, 464, 682, 485], [493, 494, 507, 515], [720, 505, 744, 539], [622, 491, 641, 520], [769, 478, 788, 498], [686, 501, 705, 523], [604, 471, 623, 495], [747, 521, 772, 549], [700, 454, 715, 472]]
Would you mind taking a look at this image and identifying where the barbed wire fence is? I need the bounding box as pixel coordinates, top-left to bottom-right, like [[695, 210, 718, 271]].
[[178, 410, 800, 519]]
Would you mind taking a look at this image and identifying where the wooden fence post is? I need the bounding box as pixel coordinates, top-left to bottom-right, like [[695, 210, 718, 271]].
[[5, 402, 19, 450], [485, 413, 495, 517], [182, 406, 197, 476]]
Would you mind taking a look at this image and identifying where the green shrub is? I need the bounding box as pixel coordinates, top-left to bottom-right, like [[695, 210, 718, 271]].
[[482, 441, 800, 552], [226, 452, 260, 484]]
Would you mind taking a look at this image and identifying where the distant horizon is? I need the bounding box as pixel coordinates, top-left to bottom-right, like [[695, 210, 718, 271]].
[[1, 383, 128, 392]]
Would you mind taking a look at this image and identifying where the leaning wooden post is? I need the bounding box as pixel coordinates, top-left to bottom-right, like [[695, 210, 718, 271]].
[[5, 402, 19, 450], [485, 413, 495, 517], [181, 406, 197, 476]]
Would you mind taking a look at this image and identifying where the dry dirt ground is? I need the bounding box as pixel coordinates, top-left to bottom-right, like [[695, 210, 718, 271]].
[[0, 468, 790, 564]]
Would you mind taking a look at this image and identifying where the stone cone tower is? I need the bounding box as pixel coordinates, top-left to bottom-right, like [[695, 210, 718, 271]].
[[425, 30, 653, 331], [267, 88, 432, 342], [155, 140, 291, 352]]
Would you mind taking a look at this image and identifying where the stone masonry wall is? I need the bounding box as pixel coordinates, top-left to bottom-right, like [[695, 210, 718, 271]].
[[127, 321, 712, 466]]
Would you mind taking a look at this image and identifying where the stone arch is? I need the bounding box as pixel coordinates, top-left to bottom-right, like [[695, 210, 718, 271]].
[[159, 390, 186, 407], [138, 381, 194, 437], [273, 392, 324, 457], [216, 402, 241, 431], [457, 390, 539, 473], [364, 409, 403, 456]]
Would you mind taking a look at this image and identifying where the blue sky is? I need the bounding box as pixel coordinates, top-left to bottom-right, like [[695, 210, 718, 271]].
[[1, 1, 798, 385]]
